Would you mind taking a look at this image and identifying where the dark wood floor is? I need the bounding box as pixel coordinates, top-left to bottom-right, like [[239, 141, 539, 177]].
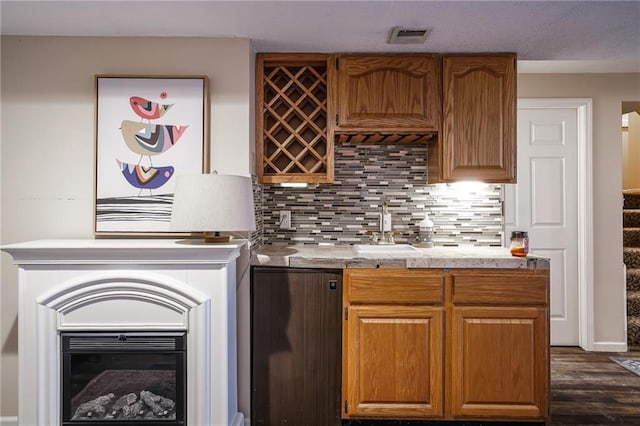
[[551, 346, 640, 425]]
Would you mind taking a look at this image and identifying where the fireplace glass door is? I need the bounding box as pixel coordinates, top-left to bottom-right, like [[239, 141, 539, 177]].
[[61, 332, 186, 425]]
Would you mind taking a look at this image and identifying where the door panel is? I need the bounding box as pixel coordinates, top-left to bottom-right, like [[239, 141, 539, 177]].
[[531, 157, 565, 226], [506, 105, 579, 345], [536, 248, 569, 328]]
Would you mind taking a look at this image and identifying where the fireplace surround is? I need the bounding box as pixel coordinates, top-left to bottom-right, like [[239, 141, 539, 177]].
[[2, 239, 246, 426]]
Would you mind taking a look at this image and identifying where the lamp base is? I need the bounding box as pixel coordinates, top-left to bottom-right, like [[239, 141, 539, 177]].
[[203, 232, 231, 244]]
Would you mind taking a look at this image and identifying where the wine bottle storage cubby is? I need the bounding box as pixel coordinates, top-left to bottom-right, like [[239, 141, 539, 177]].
[[257, 54, 333, 183]]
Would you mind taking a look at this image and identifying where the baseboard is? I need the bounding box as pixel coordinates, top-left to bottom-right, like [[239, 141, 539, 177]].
[[591, 341, 629, 352], [0, 416, 18, 426], [231, 412, 245, 426]]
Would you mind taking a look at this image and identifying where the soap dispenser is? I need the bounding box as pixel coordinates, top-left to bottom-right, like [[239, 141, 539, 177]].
[[417, 213, 434, 248]]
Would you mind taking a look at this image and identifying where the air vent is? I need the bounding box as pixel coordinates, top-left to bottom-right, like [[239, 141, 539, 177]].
[[387, 26, 432, 44]]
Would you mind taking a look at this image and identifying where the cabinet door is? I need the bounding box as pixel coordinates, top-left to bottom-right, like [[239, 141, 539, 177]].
[[449, 306, 549, 420], [343, 305, 443, 418], [442, 54, 516, 182], [251, 268, 342, 426], [333, 54, 441, 132]]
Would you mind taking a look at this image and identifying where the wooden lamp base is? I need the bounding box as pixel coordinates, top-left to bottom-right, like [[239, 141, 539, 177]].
[[203, 232, 231, 244]]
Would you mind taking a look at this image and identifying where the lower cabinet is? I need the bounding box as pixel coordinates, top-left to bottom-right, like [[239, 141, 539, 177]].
[[450, 307, 548, 419], [449, 271, 549, 420], [342, 268, 550, 422], [342, 269, 445, 419], [343, 305, 443, 418], [251, 267, 343, 426], [251, 267, 549, 423]]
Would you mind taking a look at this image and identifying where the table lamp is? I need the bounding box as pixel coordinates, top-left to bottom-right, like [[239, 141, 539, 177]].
[[170, 172, 256, 243]]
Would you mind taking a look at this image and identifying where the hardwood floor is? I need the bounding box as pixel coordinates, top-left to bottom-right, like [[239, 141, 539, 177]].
[[551, 347, 640, 425]]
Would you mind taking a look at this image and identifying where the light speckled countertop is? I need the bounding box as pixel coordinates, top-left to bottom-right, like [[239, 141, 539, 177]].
[[252, 245, 549, 269]]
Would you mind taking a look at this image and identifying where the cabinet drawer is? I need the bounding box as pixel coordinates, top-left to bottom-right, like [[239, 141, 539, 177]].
[[452, 274, 548, 305], [346, 269, 444, 304]]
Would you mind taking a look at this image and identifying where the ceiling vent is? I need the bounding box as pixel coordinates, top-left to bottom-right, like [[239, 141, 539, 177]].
[[387, 26, 431, 44]]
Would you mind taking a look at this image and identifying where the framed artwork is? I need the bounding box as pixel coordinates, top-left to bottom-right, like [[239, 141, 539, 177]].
[[94, 75, 209, 236]]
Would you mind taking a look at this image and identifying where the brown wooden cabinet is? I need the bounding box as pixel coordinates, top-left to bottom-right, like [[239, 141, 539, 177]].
[[342, 267, 549, 422], [437, 54, 517, 183], [255, 52, 518, 183], [448, 271, 549, 420], [251, 267, 343, 426], [332, 54, 441, 133], [256, 53, 334, 183], [342, 269, 444, 418]]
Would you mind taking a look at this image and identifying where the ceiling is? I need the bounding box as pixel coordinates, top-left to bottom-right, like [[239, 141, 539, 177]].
[[2, 0, 639, 73]]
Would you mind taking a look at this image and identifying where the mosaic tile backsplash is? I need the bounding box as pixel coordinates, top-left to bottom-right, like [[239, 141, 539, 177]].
[[257, 143, 504, 247]]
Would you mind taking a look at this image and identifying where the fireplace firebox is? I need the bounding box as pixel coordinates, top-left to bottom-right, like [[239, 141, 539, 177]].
[[61, 332, 186, 425]]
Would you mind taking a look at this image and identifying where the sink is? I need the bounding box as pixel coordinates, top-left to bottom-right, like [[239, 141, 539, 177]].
[[353, 244, 422, 255]]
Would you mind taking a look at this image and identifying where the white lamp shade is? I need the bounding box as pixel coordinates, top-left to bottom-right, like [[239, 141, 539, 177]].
[[170, 173, 256, 233]]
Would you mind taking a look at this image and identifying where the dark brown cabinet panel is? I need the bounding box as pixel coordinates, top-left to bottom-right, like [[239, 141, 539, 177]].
[[251, 267, 343, 426]]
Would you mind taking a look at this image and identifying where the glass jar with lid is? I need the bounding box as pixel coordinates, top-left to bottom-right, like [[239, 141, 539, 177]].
[[510, 231, 529, 257]]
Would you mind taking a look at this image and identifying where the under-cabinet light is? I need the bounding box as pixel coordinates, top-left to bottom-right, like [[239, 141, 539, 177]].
[[280, 182, 309, 188]]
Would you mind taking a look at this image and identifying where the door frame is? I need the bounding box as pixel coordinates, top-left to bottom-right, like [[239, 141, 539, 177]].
[[517, 98, 594, 350]]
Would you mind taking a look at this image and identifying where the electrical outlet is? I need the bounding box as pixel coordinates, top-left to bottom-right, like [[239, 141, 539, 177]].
[[279, 211, 291, 229]]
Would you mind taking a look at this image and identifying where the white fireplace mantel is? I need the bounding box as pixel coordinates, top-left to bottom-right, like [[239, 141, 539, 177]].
[[2, 238, 246, 426]]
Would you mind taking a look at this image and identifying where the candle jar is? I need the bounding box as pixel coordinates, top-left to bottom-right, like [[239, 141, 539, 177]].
[[510, 231, 529, 257]]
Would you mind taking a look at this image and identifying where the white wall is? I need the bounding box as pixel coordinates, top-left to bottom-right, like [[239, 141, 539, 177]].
[[519, 73, 640, 346], [0, 36, 253, 418]]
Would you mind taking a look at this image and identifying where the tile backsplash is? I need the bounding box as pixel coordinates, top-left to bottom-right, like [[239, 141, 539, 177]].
[[256, 143, 503, 247]]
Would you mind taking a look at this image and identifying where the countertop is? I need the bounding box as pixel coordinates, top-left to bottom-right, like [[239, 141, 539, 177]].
[[252, 244, 550, 270]]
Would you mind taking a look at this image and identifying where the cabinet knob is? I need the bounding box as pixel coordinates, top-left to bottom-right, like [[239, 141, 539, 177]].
[[329, 280, 337, 290]]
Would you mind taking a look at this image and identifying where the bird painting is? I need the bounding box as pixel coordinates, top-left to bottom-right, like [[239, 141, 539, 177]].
[[129, 96, 173, 121], [120, 120, 189, 162], [117, 160, 175, 195]]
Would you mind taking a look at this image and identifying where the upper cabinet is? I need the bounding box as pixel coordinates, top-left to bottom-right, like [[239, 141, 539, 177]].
[[255, 52, 517, 184], [256, 53, 334, 184], [438, 54, 517, 183], [331, 54, 441, 133]]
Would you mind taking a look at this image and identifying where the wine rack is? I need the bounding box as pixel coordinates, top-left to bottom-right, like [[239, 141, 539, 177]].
[[256, 54, 333, 183]]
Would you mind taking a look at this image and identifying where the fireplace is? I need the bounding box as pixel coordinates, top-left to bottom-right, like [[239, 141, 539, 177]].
[[2, 239, 247, 426], [61, 332, 186, 425]]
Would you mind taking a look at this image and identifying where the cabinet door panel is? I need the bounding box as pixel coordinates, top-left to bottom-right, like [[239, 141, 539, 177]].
[[251, 268, 342, 426], [343, 305, 443, 418], [450, 306, 549, 420], [334, 55, 441, 132], [452, 273, 548, 305], [442, 54, 516, 182], [346, 269, 444, 304]]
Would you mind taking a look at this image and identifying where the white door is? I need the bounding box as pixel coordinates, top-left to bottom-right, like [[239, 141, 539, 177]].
[[505, 102, 580, 345]]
